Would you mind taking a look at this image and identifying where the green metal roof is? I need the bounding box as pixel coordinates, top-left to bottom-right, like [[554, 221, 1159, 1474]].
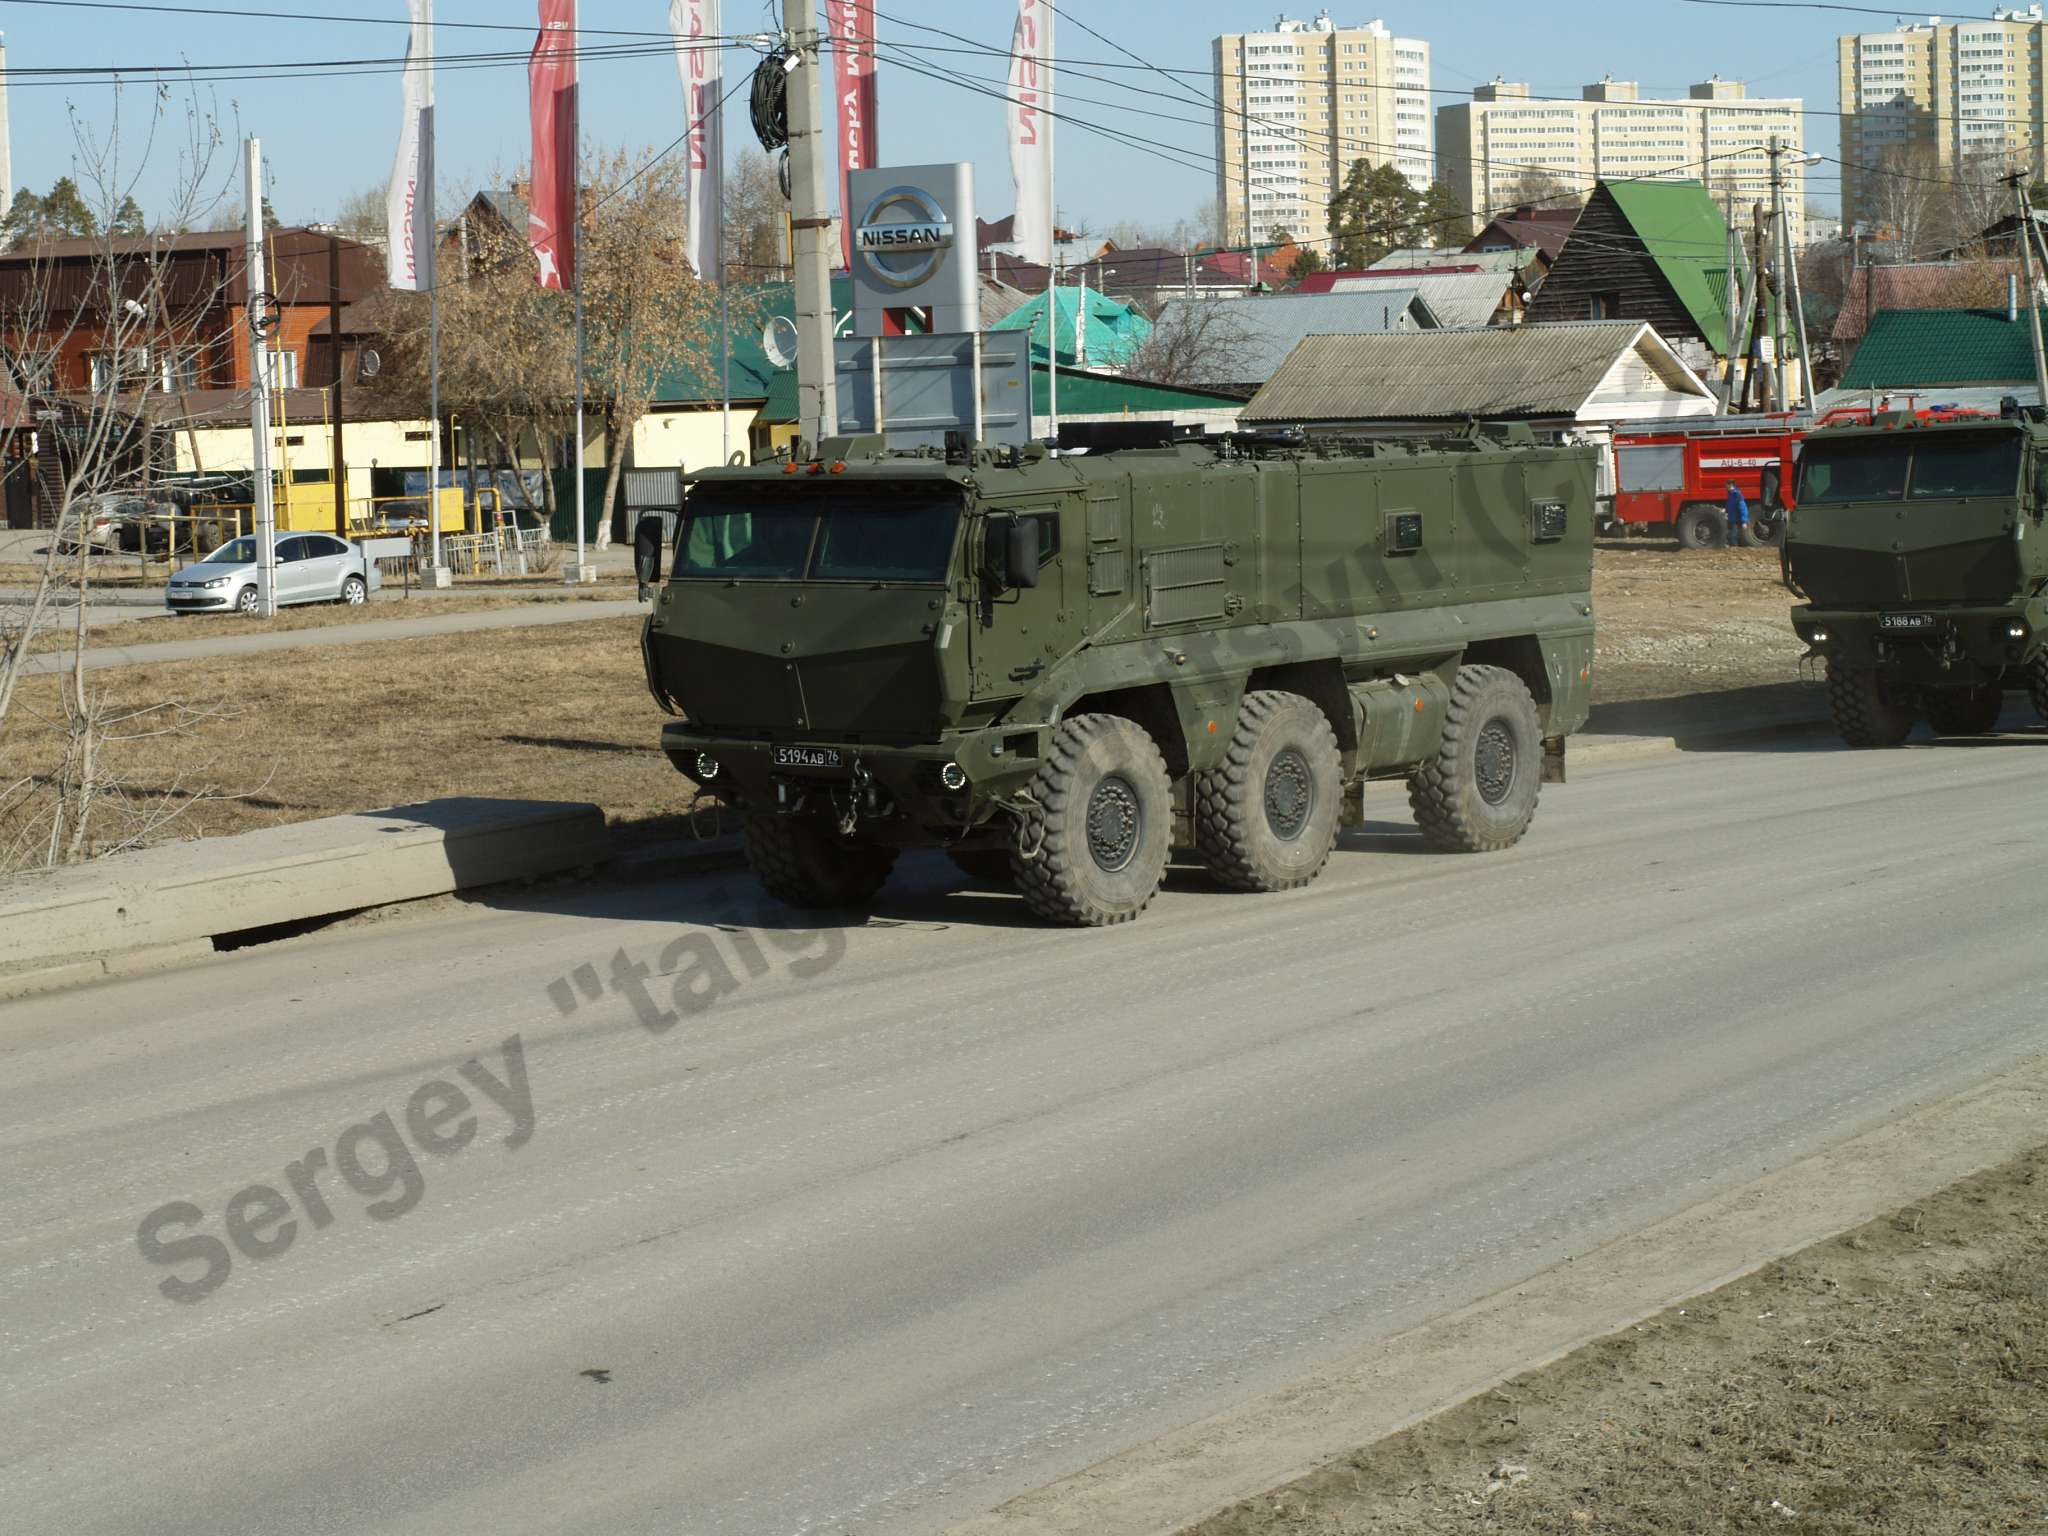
[[1838, 305, 2048, 389], [652, 277, 855, 406], [990, 287, 1151, 368], [1029, 364, 1246, 414], [1603, 179, 1737, 349]]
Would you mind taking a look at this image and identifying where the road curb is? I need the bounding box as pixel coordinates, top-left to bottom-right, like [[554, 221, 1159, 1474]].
[[0, 799, 609, 985], [946, 1056, 2048, 1536]]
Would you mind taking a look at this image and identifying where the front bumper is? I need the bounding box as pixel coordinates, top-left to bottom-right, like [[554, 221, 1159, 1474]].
[[660, 720, 1053, 835], [1793, 602, 2040, 681], [165, 588, 233, 611]]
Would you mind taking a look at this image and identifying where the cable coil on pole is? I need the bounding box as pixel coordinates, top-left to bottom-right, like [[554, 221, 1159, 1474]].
[[750, 48, 791, 153]]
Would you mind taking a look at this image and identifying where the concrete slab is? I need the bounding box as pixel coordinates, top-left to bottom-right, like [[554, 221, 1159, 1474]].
[[0, 798, 608, 973]]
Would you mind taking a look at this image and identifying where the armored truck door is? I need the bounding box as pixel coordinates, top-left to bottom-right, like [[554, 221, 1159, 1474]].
[[1134, 459, 1257, 631], [972, 493, 1077, 696]]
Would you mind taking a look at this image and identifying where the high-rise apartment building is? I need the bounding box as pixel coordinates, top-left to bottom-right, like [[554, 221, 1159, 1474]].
[[1438, 77, 1806, 246], [1838, 6, 2043, 231], [1213, 11, 1432, 251]]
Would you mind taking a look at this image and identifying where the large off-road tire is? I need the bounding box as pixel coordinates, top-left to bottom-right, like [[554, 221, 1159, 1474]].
[[1675, 503, 1727, 550], [1924, 684, 2003, 737], [2030, 655, 2048, 723], [1407, 665, 1544, 853], [744, 813, 898, 909], [947, 848, 1014, 885], [1193, 690, 1342, 892], [1012, 713, 1172, 926], [1826, 664, 1915, 748]]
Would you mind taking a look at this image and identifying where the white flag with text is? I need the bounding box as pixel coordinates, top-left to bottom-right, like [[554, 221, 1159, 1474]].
[[1006, 0, 1053, 265], [385, 0, 435, 292], [670, 0, 724, 281]]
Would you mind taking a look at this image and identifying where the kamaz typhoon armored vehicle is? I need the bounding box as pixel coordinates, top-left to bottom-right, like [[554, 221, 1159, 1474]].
[[636, 424, 1598, 926], [1782, 408, 2048, 748]]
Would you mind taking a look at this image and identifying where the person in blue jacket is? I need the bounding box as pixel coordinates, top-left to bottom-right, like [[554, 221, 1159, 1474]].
[[1724, 480, 1750, 547]]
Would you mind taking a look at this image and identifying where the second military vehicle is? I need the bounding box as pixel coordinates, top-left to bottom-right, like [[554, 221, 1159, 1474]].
[[638, 424, 1598, 926], [1783, 408, 2048, 748]]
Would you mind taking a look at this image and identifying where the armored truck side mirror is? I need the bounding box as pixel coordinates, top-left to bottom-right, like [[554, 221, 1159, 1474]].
[[1759, 465, 1783, 512], [1006, 516, 1042, 589], [633, 513, 667, 588]]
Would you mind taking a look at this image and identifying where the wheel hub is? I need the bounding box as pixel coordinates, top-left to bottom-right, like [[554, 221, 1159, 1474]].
[[1263, 747, 1313, 841], [1086, 775, 1142, 873], [1474, 721, 1517, 806]]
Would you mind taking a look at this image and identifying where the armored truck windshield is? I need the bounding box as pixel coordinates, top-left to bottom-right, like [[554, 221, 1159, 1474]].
[[1796, 431, 2020, 505], [676, 489, 962, 583]]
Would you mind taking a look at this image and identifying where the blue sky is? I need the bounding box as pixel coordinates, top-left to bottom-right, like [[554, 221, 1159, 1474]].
[[0, 0, 1857, 232]]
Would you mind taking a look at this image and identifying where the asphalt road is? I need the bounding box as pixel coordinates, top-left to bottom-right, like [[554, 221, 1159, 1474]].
[[4, 730, 2047, 1536]]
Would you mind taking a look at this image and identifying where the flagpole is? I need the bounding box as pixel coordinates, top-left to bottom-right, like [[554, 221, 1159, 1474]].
[[429, 282, 442, 576], [568, 0, 589, 583], [720, 259, 731, 464]]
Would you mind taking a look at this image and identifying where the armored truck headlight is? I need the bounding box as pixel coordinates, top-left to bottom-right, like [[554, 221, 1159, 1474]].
[[1808, 625, 1830, 644], [2004, 620, 2029, 641], [695, 753, 721, 780], [939, 761, 968, 791]]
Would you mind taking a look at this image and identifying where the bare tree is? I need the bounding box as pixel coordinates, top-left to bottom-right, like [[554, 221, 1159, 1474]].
[[0, 92, 247, 870], [722, 147, 788, 283], [1863, 143, 1949, 261], [1124, 301, 1261, 392], [1502, 170, 1584, 213], [332, 183, 388, 247]]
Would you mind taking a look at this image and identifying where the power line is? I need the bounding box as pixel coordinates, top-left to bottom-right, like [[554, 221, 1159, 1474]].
[[0, 0, 676, 35]]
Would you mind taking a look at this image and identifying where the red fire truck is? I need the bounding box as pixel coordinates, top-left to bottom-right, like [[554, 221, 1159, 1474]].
[[1605, 401, 1994, 549]]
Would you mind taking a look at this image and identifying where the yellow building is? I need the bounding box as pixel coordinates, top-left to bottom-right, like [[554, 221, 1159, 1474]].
[[1437, 77, 1805, 246], [1213, 12, 1433, 250], [1837, 7, 2043, 231]]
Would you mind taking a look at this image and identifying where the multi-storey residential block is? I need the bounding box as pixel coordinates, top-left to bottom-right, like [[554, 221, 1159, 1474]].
[[1438, 77, 1805, 246], [1838, 7, 2043, 232], [1213, 11, 1432, 250]]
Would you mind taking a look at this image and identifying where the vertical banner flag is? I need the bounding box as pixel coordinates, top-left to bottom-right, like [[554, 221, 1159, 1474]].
[[385, 0, 435, 292], [832, 1, 879, 270], [1006, 0, 1052, 265], [528, 0, 579, 289], [668, 0, 723, 282]]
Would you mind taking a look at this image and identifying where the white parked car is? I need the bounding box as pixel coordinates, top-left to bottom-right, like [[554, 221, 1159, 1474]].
[[165, 533, 383, 616]]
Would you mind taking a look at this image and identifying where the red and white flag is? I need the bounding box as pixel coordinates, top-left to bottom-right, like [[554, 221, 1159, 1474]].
[[1006, 0, 1053, 266], [668, 0, 722, 282], [831, 0, 879, 270], [384, 0, 434, 292], [528, 0, 578, 290]]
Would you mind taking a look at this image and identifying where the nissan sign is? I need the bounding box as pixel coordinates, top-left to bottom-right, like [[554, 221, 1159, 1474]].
[[854, 186, 955, 290]]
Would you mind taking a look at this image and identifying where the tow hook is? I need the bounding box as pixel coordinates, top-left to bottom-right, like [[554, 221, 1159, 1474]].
[[1939, 628, 1964, 671], [837, 759, 879, 836]]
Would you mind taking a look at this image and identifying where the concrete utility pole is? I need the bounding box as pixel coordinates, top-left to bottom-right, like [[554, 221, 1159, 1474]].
[[244, 137, 277, 618], [784, 0, 838, 450], [0, 36, 12, 222], [1769, 136, 1818, 415], [2006, 171, 2048, 407]]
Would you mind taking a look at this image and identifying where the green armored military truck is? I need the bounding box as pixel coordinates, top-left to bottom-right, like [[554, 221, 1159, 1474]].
[[636, 424, 1597, 926], [1783, 410, 2048, 748]]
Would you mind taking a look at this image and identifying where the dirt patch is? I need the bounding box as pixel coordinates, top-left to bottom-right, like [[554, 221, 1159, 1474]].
[[1592, 542, 1813, 706], [1184, 1144, 2048, 1536]]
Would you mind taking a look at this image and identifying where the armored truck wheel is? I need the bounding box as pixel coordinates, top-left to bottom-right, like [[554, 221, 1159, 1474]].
[[1193, 690, 1342, 891], [947, 848, 1014, 885], [1675, 503, 1727, 550], [2031, 656, 2048, 723], [1924, 684, 2003, 737], [1826, 664, 1914, 749], [1012, 713, 1172, 926], [744, 814, 899, 909], [1407, 665, 1544, 853]]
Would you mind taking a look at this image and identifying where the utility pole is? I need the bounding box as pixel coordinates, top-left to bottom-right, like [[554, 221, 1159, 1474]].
[[244, 137, 277, 618], [784, 0, 838, 450], [1769, 136, 1818, 415], [327, 232, 348, 535], [1719, 189, 1743, 415], [2007, 171, 2048, 407]]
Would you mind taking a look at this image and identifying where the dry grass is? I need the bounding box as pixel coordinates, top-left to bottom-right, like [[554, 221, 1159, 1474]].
[[0, 616, 701, 859], [1188, 1145, 2048, 1536], [19, 591, 629, 654]]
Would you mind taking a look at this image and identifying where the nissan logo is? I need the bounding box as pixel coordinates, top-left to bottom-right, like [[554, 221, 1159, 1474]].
[[854, 186, 955, 291]]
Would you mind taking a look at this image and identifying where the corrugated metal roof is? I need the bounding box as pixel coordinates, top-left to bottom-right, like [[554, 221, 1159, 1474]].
[[1241, 320, 1687, 422], [1327, 270, 1511, 327], [1153, 290, 1433, 387], [1837, 305, 2048, 389]]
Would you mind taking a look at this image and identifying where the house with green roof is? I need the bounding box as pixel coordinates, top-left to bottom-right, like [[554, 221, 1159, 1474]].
[[1836, 305, 2046, 397], [988, 287, 1151, 369], [1524, 179, 1740, 372]]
